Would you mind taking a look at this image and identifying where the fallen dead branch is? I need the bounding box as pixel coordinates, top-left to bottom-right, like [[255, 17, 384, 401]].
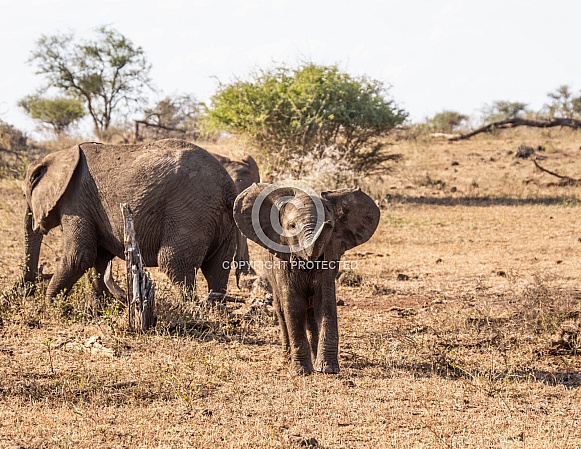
[[532, 158, 581, 186], [450, 117, 581, 141]]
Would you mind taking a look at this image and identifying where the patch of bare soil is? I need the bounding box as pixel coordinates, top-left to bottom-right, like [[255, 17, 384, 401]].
[[2, 130, 581, 448]]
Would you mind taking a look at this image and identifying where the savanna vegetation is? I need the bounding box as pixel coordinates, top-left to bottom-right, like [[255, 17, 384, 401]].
[[2, 24, 581, 449]]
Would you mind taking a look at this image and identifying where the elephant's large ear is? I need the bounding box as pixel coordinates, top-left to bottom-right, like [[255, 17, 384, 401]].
[[241, 153, 260, 182], [233, 183, 295, 259], [26, 145, 81, 231], [321, 188, 380, 254]]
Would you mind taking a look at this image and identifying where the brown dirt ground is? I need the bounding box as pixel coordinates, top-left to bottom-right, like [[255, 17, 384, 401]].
[[1, 129, 581, 448]]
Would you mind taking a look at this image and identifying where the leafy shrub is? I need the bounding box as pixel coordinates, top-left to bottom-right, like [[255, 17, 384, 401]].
[[424, 110, 469, 133], [18, 94, 85, 135], [205, 63, 407, 179], [481, 100, 528, 122]]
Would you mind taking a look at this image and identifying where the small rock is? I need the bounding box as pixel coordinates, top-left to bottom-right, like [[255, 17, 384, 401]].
[[86, 335, 101, 346], [397, 273, 409, 281], [338, 270, 362, 287], [496, 270, 507, 277], [516, 145, 535, 159], [436, 258, 443, 264], [336, 299, 345, 306], [288, 435, 319, 447]]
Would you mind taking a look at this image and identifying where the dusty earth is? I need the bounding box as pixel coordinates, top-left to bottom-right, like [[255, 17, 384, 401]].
[[1, 129, 581, 448]]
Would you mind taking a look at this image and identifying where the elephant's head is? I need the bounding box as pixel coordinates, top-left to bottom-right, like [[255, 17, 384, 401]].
[[212, 152, 260, 194], [233, 182, 380, 261], [24, 145, 80, 234]]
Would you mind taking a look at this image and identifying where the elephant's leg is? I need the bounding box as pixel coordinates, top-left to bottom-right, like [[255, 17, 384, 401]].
[[234, 232, 256, 286], [201, 233, 236, 301], [46, 217, 97, 302], [272, 293, 290, 354], [306, 305, 319, 359], [91, 248, 114, 296], [282, 288, 313, 375], [313, 270, 340, 374], [87, 247, 115, 313], [159, 251, 197, 298]]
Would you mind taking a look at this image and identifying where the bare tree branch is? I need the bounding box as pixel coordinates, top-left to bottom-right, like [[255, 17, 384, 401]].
[[0, 146, 25, 158], [450, 117, 581, 141], [532, 158, 581, 186]]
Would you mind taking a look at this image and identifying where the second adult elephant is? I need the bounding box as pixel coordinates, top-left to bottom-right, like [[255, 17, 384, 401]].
[[23, 139, 237, 306], [211, 152, 260, 284]]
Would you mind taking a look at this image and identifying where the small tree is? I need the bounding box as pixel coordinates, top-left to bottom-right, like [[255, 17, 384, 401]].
[[205, 63, 407, 177], [546, 85, 581, 119], [28, 25, 153, 137], [18, 94, 85, 135], [481, 100, 528, 122], [136, 94, 201, 141], [425, 110, 468, 133]]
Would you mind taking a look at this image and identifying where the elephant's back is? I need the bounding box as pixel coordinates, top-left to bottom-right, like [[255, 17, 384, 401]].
[[81, 139, 235, 203], [78, 139, 236, 263]]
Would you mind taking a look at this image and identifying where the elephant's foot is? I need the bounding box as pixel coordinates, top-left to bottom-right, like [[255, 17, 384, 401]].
[[205, 290, 226, 304], [315, 357, 340, 374], [292, 360, 314, 376]]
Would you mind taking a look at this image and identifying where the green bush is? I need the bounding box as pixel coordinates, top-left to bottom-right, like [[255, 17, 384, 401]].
[[481, 100, 528, 122], [424, 110, 469, 133], [205, 63, 407, 178], [18, 94, 85, 135]]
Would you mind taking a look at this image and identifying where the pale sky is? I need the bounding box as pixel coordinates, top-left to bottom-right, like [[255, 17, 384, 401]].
[[1, 0, 580, 136]]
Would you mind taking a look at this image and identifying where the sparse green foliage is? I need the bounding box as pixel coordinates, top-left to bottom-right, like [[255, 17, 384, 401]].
[[205, 63, 407, 177], [28, 25, 153, 137], [481, 100, 528, 122], [546, 85, 581, 118], [18, 94, 85, 135], [425, 110, 469, 133]]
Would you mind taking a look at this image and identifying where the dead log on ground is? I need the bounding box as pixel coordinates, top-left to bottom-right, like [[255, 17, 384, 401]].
[[449, 117, 581, 141], [121, 203, 155, 332], [532, 158, 581, 186]]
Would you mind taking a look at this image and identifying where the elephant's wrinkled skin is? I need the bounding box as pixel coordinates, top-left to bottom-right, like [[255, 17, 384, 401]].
[[23, 139, 237, 306], [234, 184, 380, 375], [211, 152, 260, 284]]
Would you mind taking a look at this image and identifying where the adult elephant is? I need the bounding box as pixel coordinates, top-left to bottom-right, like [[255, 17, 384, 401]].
[[22, 139, 237, 306], [233, 182, 380, 375], [211, 152, 260, 285]]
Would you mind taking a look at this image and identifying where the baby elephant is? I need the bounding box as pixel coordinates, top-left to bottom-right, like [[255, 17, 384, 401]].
[[234, 182, 380, 375]]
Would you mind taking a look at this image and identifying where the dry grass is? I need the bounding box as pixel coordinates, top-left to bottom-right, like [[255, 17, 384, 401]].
[[2, 129, 581, 448]]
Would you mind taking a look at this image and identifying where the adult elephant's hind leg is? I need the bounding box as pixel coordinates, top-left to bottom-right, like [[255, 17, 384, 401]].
[[158, 246, 198, 299], [201, 233, 236, 302]]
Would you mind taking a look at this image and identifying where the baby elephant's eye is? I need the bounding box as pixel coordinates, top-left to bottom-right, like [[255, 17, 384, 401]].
[[288, 222, 296, 229]]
